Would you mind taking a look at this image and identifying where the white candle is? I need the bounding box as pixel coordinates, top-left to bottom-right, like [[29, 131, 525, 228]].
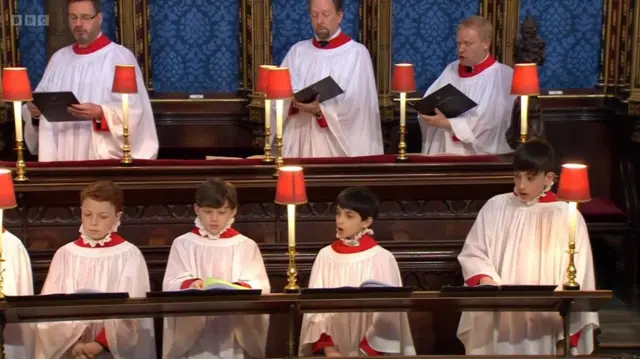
[[520, 95, 529, 138], [287, 204, 295, 247], [122, 94, 129, 129], [0, 209, 4, 253], [264, 99, 271, 131], [400, 92, 407, 127], [276, 100, 284, 139], [14, 101, 23, 142], [568, 201, 577, 244]]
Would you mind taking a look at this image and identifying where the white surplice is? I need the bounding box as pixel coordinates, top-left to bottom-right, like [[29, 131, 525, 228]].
[[299, 237, 415, 356], [1, 229, 35, 359], [162, 222, 271, 359], [22, 34, 158, 161], [35, 233, 156, 359], [271, 29, 383, 157], [457, 193, 599, 355], [419, 58, 514, 155]]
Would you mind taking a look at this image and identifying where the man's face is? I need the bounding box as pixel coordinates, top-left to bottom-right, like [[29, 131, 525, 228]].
[[309, 0, 343, 41], [68, 1, 102, 45], [457, 26, 490, 66]]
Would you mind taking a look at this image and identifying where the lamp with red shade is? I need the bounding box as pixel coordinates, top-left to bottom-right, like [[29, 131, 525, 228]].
[[392, 63, 416, 161], [0, 168, 17, 299], [112, 64, 138, 164], [275, 165, 307, 291], [266, 67, 294, 169], [511, 63, 540, 143], [557, 163, 591, 290], [257, 65, 277, 163], [2, 67, 33, 181]]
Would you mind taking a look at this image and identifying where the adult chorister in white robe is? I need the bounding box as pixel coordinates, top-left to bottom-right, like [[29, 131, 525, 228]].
[[1, 228, 35, 359], [162, 218, 271, 359], [22, 33, 158, 161], [457, 192, 599, 355], [271, 28, 383, 157], [35, 228, 156, 359], [299, 232, 415, 356], [420, 55, 514, 155]]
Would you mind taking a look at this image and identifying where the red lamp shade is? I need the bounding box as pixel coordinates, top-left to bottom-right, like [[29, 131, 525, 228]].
[[2, 67, 32, 102], [511, 63, 540, 95], [275, 166, 308, 205], [557, 163, 591, 202], [256, 65, 277, 93], [0, 169, 16, 209], [266, 67, 294, 100], [112, 64, 138, 94], [392, 63, 416, 93]]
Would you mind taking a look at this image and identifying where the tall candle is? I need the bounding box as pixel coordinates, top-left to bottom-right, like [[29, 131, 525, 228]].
[[287, 204, 295, 247], [122, 94, 129, 129], [265, 99, 272, 131], [520, 95, 529, 138], [14, 101, 23, 142], [276, 100, 284, 138], [400, 92, 407, 127]]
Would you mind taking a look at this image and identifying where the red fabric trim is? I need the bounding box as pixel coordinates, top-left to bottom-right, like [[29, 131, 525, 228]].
[[466, 274, 490, 286], [288, 103, 299, 116], [359, 337, 383, 356], [180, 278, 201, 290], [513, 191, 558, 203], [1, 227, 5, 233], [73, 34, 111, 55], [331, 234, 378, 254], [92, 112, 109, 132], [312, 333, 335, 354], [316, 112, 328, 128], [452, 135, 461, 142], [570, 331, 581, 347], [235, 282, 252, 289], [458, 55, 496, 78], [190, 227, 240, 239], [95, 329, 109, 350], [73, 232, 126, 248], [312, 32, 352, 49]]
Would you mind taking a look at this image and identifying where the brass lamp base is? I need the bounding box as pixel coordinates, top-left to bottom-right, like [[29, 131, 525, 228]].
[[275, 135, 284, 169], [263, 127, 274, 163], [563, 282, 581, 290], [564, 243, 580, 290], [284, 246, 300, 293], [519, 133, 527, 143], [14, 140, 28, 181], [396, 123, 408, 162], [121, 128, 133, 165]]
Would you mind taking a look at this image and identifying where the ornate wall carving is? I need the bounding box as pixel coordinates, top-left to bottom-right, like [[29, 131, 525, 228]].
[[481, 0, 520, 67]]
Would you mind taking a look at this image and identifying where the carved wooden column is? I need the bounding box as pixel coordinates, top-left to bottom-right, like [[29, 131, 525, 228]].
[[116, 0, 152, 90], [245, 0, 272, 148], [481, 0, 520, 66], [47, 0, 74, 57], [0, 0, 20, 155], [598, 0, 635, 95], [629, 0, 640, 115], [362, 0, 393, 123]]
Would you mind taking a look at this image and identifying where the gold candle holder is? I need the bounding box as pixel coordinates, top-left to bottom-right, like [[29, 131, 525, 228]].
[[563, 201, 580, 290], [121, 125, 133, 165], [14, 140, 28, 181], [263, 97, 274, 163], [397, 92, 408, 161], [285, 245, 300, 292]]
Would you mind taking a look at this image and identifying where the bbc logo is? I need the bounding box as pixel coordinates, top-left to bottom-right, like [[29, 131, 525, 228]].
[[12, 15, 49, 26]]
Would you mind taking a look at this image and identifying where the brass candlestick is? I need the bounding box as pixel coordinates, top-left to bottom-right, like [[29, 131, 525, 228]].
[[276, 135, 284, 169], [263, 126, 274, 163], [564, 241, 580, 290], [121, 126, 133, 165], [14, 140, 28, 181], [520, 133, 527, 143], [398, 123, 408, 161], [284, 245, 300, 292]]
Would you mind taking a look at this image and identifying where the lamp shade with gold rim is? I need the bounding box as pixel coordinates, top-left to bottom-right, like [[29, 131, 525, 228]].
[[392, 63, 416, 93], [275, 166, 308, 205], [266, 67, 294, 100], [2, 67, 32, 102], [0, 169, 16, 209], [112, 65, 138, 94], [511, 63, 540, 96], [257, 65, 277, 94], [557, 163, 591, 202]]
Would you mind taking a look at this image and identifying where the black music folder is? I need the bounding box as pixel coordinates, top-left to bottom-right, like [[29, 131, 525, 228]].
[[32, 91, 83, 122], [294, 76, 344, 103], [409, 83, 477, 118]]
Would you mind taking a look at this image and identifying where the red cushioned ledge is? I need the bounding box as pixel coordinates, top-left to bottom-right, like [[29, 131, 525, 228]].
[[578, 197, 627, 221]]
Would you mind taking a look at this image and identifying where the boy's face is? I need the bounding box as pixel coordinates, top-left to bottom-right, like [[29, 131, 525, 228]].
[[335, 205, 373, 239], [81, 198, 121, 239], [195, 201, 237, 235], [514, 170, 555, 202]]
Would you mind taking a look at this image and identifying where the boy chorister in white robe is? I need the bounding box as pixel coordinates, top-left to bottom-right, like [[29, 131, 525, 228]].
[[419, 15, 514, 155], [457, 140, 599, 355], [271, 0, 383, 158], [162, 178, 271, 359], [300, 187, 415, 357], [1, 228, 35, 359], [22, 0, 158, 162], [35, 181, 156, 359]]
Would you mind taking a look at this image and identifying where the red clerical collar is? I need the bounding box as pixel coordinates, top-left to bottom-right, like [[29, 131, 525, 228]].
[[312, 31, 352, 49], [458, 54, 496, 78], [1, 227, 5, 233], [191, 227, 240, 239], [513, 191, 558, 203], [74, 232, 126, 248], [331, 234, 378, 254], [73, 34, 112, 55]]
